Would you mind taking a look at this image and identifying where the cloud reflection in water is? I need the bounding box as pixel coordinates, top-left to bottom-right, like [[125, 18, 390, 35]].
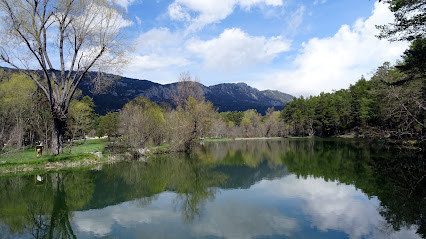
[[72, 175, 420, 239]]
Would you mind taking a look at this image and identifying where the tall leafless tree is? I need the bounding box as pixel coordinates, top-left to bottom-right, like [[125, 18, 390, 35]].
[[0, 0, 129, 154]]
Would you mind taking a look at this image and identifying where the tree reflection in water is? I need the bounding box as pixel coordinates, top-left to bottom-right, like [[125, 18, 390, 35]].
[[372, 154, 425, 237], [0, 139, 424, 238], [278, 139, 425, 238], [0, 171, 94, 238]]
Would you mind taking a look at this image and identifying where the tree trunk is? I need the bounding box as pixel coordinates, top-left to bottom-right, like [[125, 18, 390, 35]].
[[51, 117, 66, 155]]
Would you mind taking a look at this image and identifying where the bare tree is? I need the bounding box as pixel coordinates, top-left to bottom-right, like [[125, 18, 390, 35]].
[[0, 0, 129, 154], [172, 71, 205, 107]]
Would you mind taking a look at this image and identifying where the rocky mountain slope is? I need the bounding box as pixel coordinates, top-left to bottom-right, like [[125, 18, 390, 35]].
[[77, 74, 293, 114], [0, 67, 293, 114]]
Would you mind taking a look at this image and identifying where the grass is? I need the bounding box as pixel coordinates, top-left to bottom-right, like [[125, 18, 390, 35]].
[[0, 139, 108, 173], [234, 137, 282, 140], [201, 137, 284, 142], [201, 138, 233, 142], [149, 144, 170, 154], [66, 138, 106, 155]]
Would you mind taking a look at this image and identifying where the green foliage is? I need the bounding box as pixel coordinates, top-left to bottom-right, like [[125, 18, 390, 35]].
[[97, 112, 120, 141], [168, 97, 217, 152], [349, 76, 376, 126], [280, 54, 424, 144], [68, 96, 95, 140], [397, 37, 426, 79], [377, 0, 425, 41], [0, 71, 51, 149], [220, 111, 244, 126], [120, 97, 166, 148]]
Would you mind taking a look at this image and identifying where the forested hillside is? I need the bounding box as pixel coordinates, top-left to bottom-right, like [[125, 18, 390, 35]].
[[281, 37, 425, 144]]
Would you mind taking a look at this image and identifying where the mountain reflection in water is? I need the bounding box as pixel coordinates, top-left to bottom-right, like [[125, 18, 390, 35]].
[[0, 139, 424, 239]]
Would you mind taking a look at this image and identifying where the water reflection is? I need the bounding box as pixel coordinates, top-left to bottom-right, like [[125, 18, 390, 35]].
[[0, 172, 94, 238], [0, 139, 424, 238], [258, 175, 420, 239]]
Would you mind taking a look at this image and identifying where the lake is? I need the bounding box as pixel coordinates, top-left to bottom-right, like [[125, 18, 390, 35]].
[[0, 139, 424, 238]]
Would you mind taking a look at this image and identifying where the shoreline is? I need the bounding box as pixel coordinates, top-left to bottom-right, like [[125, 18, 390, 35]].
[[0, 154, 126, 175], [1, 137, 422, 175]]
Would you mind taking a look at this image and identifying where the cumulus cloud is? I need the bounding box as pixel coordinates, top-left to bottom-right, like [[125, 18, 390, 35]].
[[168, 2, 192, 21], [133, 28, 182, 54], [114, 0, 136, 10], [253, 2, 408, 97], [186, 28, 291, 71], [168, 0, 284, 32], [127, 55, 190, 71], [125, 28, 191, 73]]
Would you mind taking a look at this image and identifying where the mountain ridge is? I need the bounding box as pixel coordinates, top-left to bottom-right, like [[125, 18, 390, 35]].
[[78, 74, 294, 114], [0, 67, 293, 114]]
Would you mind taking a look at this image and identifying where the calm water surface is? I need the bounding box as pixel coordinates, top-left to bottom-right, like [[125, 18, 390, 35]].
[[0, 139, 424, 238]]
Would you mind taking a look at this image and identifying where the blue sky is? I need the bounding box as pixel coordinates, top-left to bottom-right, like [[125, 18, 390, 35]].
[[115, 0, 407, 97]]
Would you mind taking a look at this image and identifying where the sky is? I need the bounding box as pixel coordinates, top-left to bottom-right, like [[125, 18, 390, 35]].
[[5, 0, 409, 98]]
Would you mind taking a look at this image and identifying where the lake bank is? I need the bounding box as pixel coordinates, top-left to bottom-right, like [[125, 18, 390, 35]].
[[1, 136, 422, 175], [0, 139, 110, 175]]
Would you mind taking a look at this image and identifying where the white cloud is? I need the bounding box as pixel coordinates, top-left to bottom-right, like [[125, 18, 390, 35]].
[[168, 2, 192, 21], [253, 2, 408, 97], [133, 28, 182, 54], [127, 54, 190, 71], [125, 28, 191, 73], [286, 5, 305, 34], [186, 28, 290, 71], [168, 0, 284, 32], [79, 3, 133, 30], [239, 0, 283, 10], [313, 0, 326, 5], [135, 16, 142, 25], [114, 0, 137, 10]]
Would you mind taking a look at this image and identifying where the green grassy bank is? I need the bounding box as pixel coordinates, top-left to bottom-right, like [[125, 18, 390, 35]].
[[0, 139, 112, 174]]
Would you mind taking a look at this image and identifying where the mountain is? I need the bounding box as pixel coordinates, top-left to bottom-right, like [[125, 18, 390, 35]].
[[0, 67, 293, 114], [261, 90, 294, 105], [78, 75, 293, 114]]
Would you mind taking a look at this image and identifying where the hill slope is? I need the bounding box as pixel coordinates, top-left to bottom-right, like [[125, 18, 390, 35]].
[[78, 75, 293, 114], [0, 67, 293, 114]]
